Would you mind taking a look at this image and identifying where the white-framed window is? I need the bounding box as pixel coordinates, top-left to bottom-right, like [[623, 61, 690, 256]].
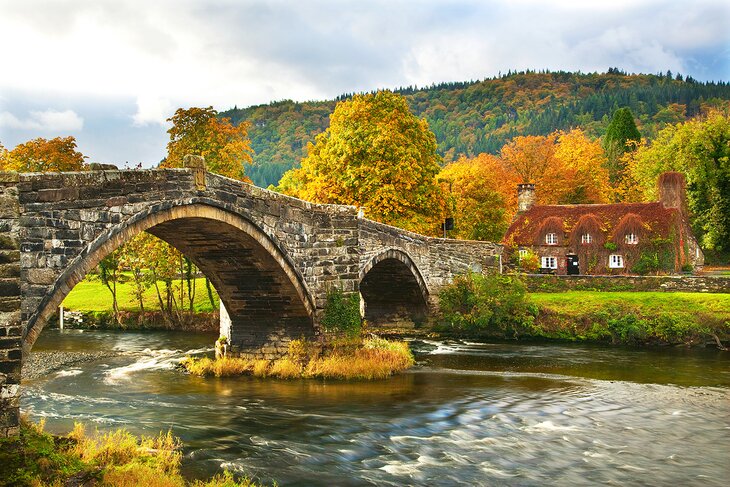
[[541, 256, 558, 269], [609, 254, 624, 268], [518, 249, 528, 259], [581, 233, 592, 244], [625, 233, 638, 244], [545, 233, 558, 245]]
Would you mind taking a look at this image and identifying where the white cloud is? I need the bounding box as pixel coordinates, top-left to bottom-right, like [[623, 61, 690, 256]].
[[0, 109, 84, 131], [133, 95, 174, 126]]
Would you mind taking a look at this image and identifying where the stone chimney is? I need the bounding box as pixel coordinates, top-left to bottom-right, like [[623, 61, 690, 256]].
[[658, 172, 687, 211], [517, 183, 536, 212]]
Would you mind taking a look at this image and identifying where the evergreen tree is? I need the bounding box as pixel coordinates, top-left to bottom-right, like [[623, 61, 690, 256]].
[[603, 107, 641, 190]]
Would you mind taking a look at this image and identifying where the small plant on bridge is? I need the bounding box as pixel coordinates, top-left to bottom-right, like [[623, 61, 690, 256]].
[[320, 287, 362, 338]]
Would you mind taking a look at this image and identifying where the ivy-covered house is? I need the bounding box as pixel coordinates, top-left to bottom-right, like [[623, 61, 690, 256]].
[[503, 172, 704, 275]]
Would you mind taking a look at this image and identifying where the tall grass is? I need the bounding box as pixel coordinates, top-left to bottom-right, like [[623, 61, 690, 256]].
[[181, 337, 414, 380], [0, 418, 260, 486]]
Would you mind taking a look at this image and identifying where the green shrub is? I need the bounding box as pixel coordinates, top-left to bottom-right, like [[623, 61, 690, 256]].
[[438, 272, 535, 335], [607, 314, 649, 344], [320, 287, 362, 337], [632, 251, 660, 275]]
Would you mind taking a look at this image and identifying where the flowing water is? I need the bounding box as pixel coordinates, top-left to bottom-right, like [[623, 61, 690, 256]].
[[24, 329, 730, 486]]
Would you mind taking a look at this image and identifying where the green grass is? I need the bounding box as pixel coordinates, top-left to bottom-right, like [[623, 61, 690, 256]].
[[530, 291, 730, 318], [62, 273, 219, 313], [528, 291, 730, 346]]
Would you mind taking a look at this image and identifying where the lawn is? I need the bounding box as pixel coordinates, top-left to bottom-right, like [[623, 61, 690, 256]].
[[530, 291, 730, 319], [62, 273, 219, 313]]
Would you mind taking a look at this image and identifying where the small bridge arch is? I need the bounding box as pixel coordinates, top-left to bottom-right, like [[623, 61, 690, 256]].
[[359, 248, 430, 325]]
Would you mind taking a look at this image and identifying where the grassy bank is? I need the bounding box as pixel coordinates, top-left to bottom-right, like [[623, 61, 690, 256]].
[[529, 291, 730, 346], [0, 419, 259, 486], [436, 273, 729, 347], [182, 337, 415, 380], [63, 274, 219, 312]]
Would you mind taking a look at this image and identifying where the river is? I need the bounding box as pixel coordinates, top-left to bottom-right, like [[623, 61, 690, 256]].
[[23, 329, 730, 486]]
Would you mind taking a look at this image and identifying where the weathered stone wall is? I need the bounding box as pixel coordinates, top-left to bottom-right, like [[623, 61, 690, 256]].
[[522, 274, 730, 293], [0, 172, 21, 437]]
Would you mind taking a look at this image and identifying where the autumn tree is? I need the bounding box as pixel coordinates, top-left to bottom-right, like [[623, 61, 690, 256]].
[[276, 91, 443, 232], [437, 154, 519, 241], [603, 107, 641, 189], [0, 136, 86, 172], [628, 110, 730, 260], [500, 134, 557, 185], [551, 129, 610, 204], [163, 107, 253, 182]]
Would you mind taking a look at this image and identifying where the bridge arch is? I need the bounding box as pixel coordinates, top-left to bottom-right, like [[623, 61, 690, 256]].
[[359, 248, 429, 325], [22, 202, 316, 354]]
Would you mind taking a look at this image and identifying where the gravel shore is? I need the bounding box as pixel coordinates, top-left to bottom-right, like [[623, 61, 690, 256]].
[[22, 351, 117, 381]]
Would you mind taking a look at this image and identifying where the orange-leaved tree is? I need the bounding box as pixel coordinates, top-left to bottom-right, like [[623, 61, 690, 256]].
[[437, 154, 519, 241], [499, 131, 611, 206], [0, 136, 86, 172], [162, 107, 253, 182], [276, 91, 443, 233], [550, 129, 611, 204]]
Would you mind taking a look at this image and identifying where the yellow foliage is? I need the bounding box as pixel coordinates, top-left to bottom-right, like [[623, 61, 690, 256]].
[[163, 107, 253, 182], [1, 136, 86, 172], [275, 91, 443, 234]]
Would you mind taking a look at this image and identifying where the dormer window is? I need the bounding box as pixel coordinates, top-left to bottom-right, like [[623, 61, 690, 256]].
[[545, 233, 558, 245], [581, 233, 592, 244], [625, 233, 638, 245]]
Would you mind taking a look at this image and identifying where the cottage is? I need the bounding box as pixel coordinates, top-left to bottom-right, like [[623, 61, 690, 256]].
[[503, 172, 704, 275]]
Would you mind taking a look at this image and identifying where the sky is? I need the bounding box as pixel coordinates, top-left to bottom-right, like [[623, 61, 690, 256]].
[[1, 0, 728, 167]]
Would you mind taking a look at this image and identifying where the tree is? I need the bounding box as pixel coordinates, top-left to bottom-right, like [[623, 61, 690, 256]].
[[163, 107, 254, 182], [437, 154, 518, 241], [98, 251, 121, 325], [276, 91, 443, 233], [0, 136, 86, 172], [628, 110, 730, 260], [603, 107, 641, 189], [550, 129, 611, 204], [500, 135, 557, 185]]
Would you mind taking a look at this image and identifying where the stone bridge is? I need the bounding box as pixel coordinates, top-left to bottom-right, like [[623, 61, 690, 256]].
[[0, 165, 501, 436]]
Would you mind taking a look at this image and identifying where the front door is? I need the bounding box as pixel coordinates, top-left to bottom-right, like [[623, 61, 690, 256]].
[[566, 255, 579, 275]]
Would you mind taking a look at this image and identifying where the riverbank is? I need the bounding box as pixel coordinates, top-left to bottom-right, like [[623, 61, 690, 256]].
[[0, 419, 259, 486], [433, 274, 730, 348]]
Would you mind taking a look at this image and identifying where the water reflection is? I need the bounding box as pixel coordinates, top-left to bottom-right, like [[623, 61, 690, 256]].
[[22, 330, 730, 486]]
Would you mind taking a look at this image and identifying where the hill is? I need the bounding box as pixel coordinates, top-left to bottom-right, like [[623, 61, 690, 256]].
[[221, 70, 730, 187]]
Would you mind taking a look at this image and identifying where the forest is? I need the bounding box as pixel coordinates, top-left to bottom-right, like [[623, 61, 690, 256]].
[[221, 70, 730, 188]]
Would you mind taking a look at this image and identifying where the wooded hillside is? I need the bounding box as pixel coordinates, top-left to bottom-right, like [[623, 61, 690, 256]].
[[221, 70, 730, 187]]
